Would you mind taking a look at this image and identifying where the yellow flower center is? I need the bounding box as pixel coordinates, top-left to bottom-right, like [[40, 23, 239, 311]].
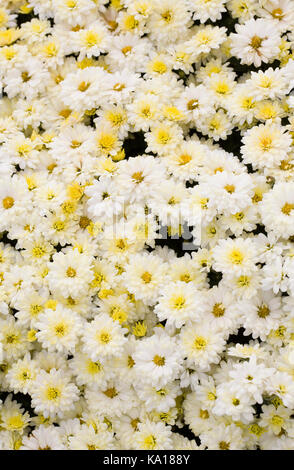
[[141, 271, 152, 284], [7, 415, 25, 431], [132, 171, 144, 183], [87, 360, 102, 374], [228, 249, 244, 265], [99, 331, 111, 344], [219, 441, 230, 450], [78, 81, 90, 92], [193, 336, 207, 350], [271, 8, 284, 19], [257, 304, 270, 318], [271, 415, 284, 426], [178, 153, 192, 165], [212, 303, 225, 317], [161, 10, 172, 22], [281, 202, 294, 215], [2, 196, 14, 209], [199, 409, 209, 419], [46, 387, 61, 401], [121, 45, 132, 55], [187, 99, 198, 110], [54, 323, 67, 337], [180, 273, 191, 283], [151, 60, 167, 74], [143, 435, 157, 449], [66, 267, 76, 277], [225, 184, 235, 194], [172, 296, 186, 309], [250, 35, 262, 49], [103, 387, 118, 398], [259, 136, 272, 151], [153, 355, 165, 366]]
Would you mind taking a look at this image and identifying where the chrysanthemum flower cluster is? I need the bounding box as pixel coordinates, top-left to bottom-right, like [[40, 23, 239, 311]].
[[1, 0, 294, 451]]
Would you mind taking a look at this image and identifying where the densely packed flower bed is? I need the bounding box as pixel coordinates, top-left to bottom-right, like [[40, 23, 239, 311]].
[[1, 0, 294, 451]]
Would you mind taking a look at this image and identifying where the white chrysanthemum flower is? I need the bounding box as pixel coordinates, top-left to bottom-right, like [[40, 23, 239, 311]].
[[122, 253, 169, 305], [31, 369, 80, 419], [187, 0, 227, 23], [230, 18, 280, 67], [133, 331, 184, 387], [20, 425, 66, 450], [6, 353, 40, 394], [81, 313, 128, 360], [154, 281, 204, 328], [35, 305, 83, 354], [133, 420, 173, 450], [213, 382, 255, 423], [260, 182, 294, 239], [68, 423, 115, 450], [47, 250, 94, 298], [212, 238, 259, 277], [179, 322, 226, 370], [200, 171, 254, 215]]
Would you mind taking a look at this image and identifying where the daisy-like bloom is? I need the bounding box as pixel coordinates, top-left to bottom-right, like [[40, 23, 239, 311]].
[[122, 253, 169, 305], [154, 281, 204, 328], [265, 371, 294, 408], [72, 20, 110, 60], [35, 305, 83, 354], [47, 249, 94, 299], [20, 425, 66, 450], [136, 381, 181, 413], [58, 67, 106, 111], [127, 94, 161, 131], [258, 0, 294, 32], [48, 123, 96, 164], [176, 84, 215, 123], [260, 182, 294, 239], [179, 322, 226, 370], [200, 171, 254, 215], [238, 290, 282, 340], [0, 317, 30, 362], [115, 155, 167, 203], [201, 286, 240, 332], [81, 313, 128, 361], [147, 0, 192, 46], [68, 423, 115, 450], [200, 422, 245, 450], [241, 123, 291, 168], [249, 68, 287, 101], [31, 368, 80, 419], [85, 179, 124, 222], [259, 404, 292, 435], [145, 122, 183, 156], [6, 353, 40, 394], [69, 352, 111, 389], [185, 25, 227, 57], [3, 56, 50, 99], [197, 108, 234, 141], [212, 238, 259, 277], [188, 0, 228, 23], [0, 395, 31, 435], [133, 420, 173, 450], [86, 378, 136, 418], [230, 18, 281, 67], [0, 176, 32, 231], [229, 356, 275, 404], [213, 382, 255, 423], [227, 84, 257, 125], [132, 331, 184, 387]]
